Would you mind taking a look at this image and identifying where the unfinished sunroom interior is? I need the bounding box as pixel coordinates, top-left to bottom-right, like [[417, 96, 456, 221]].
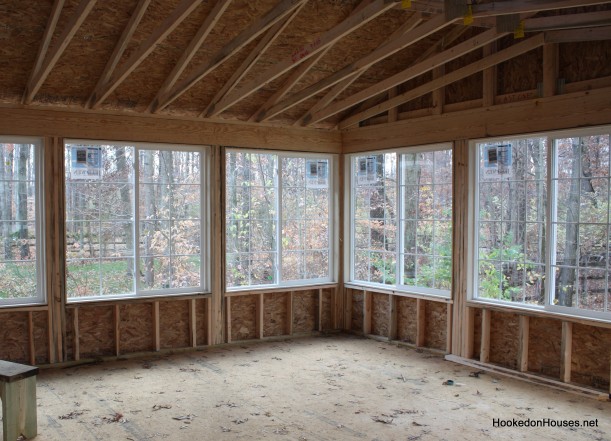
[[1, 0, 611, 439]]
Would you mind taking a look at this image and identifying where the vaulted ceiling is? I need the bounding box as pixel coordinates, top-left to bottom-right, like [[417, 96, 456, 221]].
[[1, 0, 610, 131]]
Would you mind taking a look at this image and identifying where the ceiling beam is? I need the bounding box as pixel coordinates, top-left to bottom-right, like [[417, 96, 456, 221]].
[[150, 0, 306, 114], [291, 12, 424, 126], [544, 25, 611, 43], [473, 0, 611, 17], [202, 1, 306, 118], [524, 10, 611, 32], [206, 0, 399, 118], [256, 13, 454, 123], [248, 0, 377, 123], [148, 0, 233, 113], [339, 32, 547, 129], [312, 27, 507, 126], [23, 0, 97, 104], [86, 0, 152, 109], [89, 0, 203, 109]]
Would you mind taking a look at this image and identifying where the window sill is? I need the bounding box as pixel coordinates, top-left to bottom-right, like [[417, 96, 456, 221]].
[[344, 282, 452, 303], [66, 292, 212, 308], [225, 283, 338, 296]]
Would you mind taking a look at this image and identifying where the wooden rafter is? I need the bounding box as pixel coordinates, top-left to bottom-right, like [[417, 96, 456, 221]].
[[473, 0, 611, 17], [255, 13, 454, 123], [202, 1, 306, 118], [150, 0, 306, 114], [525, 10, 611, 32], [292, 12, 424, 126], [248, 0, 377, 123], [338, 32, 547, 129], [207, 0, 398, 118], [545, 25, 611, 43], [86, 0, 152, 108], [89, 0, 203, 109], [148, 0, 233, 113], [23, 0, 97, 104]]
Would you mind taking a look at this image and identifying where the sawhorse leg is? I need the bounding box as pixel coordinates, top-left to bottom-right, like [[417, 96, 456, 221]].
[[0, 376, 37, 441]]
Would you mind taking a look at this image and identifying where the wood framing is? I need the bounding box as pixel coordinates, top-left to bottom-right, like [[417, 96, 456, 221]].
[[561, 321, 573, 383], [388, 295, 398, 341], [416, 298, 426, 347], [363, 290, 372, 335], [480, 309, 491, 363], [518, 315, 529, 372]]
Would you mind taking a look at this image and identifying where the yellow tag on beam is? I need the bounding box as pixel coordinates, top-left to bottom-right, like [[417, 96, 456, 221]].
[[402, 0, 411, 8], [514, 20, 525, 39], [464, 5, 473, 25]]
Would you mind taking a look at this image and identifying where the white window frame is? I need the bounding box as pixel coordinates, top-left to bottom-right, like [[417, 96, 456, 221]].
[[468, 125, 611, 322], [225, 149, 337, 292], [65, 139, 210, 303], [345, 143, 453, 299], [0, 136, 46, 307]]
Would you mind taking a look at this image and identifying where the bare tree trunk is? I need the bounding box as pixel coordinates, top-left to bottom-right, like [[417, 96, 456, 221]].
[[1, 146, 14, 260], [17, 145, 30, 259], [402, 153, 421, 281], [142, 150, 156, 287], [117, 147, 133, 277]]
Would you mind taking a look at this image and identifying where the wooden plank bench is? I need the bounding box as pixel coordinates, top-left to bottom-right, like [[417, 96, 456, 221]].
[[0, 361, 38, 441]]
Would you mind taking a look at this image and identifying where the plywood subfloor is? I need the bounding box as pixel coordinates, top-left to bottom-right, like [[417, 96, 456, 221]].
[[6, 335, 610, 441]]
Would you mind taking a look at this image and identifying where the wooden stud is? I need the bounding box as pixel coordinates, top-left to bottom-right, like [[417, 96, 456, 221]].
[[482, 42, 497, 107], [542, 43, 558, 97], [318, 288, 324, 331], [388, 294, 398, 341], [545, 26, 611, 44], [257, 293, 265, 339], [387, 88, 399, 123], [432, 65, 445, 115], [286, 292, 293, 335], [90, 0, 202, 108], [47, 309, 54, 365], [480, 309, 491, 363], [114, 304, 120, 356], [206, 297, 213, 346], [464, 308, 475, 359], [416, 298, 426, 347], [211, 147, 225, 344], [345, 289, 353, 331], [226, 297, 232, 344], [445, 303, 452, 353], [561, 321, 573, 383], [518, 315, 529, 372], [28, 312, 35, 366], [73, 307, 80, 361], [363, 291, 372, 335], [153, 301, 160, 352], [190, 299, 197, 348]]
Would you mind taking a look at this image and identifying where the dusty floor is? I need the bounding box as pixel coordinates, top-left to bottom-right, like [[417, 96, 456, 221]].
[[2, 334, 609, 441]]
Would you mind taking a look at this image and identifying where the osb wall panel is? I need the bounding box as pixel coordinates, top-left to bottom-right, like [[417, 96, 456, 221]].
[[0, 312, 29, 363], [396, 296, 417, 344], [560, 40, 611, 84], [79, 306, 114, 359], [33, 311, 49, 364], [496, 40, 542, 95], [424, 301, 446, 351], [195, 298, 207, 346], [472, 308, 482, 360], [351, 290, 364, 333], [321, 288, 333, 331], [264, 292, 288, 338], [528, 317, 561, 379], [489, 311, 519, 370], [159, 300, 190, 349], [119, 303, 153, 354], [231, 295, 257, 341], [571, 324, 611, 391], [65, 308, 75, 360], [293, 290, 317, 334], [371, 293, 389, 337]]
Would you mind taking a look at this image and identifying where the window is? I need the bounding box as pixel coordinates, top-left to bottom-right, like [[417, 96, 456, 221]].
[[65, 141, 207, 301], [225, 150, 334, 289], [471, 127, 611, 320], [0, 137, 44, 306], [349, 145, 453, 297]]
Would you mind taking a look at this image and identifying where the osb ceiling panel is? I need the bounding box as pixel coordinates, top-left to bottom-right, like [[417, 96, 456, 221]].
[[0, 0, 610, 131]]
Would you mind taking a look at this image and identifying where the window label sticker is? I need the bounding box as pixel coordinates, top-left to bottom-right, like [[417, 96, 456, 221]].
[[483, 144, 513, 180], [306, 159, 328, 188], [70, 146, 101, 180], [357, 156, 377, 185]]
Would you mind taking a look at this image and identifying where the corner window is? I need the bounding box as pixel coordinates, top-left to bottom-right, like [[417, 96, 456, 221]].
[[64, 141, 207, 301], [472, 127, 611, 320], [225, 150, 334, 289], [0, 138, 44, 306], [349, 145, 453, 297]]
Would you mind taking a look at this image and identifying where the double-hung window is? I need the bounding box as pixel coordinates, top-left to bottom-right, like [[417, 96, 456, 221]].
[[0, 137, 44, 306], [225, 150, 335, 289], [471, 126, 611, 321], [65, 141, 207, 301], [348, 145, 453, 297]]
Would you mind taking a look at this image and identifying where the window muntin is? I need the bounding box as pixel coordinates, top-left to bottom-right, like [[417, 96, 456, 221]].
[[0, 138, 44, 306], [472, 128, 611, 320], [349, 145, 453, 297], [65, 141, 206, 301], [225, 150, 333, 290]]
